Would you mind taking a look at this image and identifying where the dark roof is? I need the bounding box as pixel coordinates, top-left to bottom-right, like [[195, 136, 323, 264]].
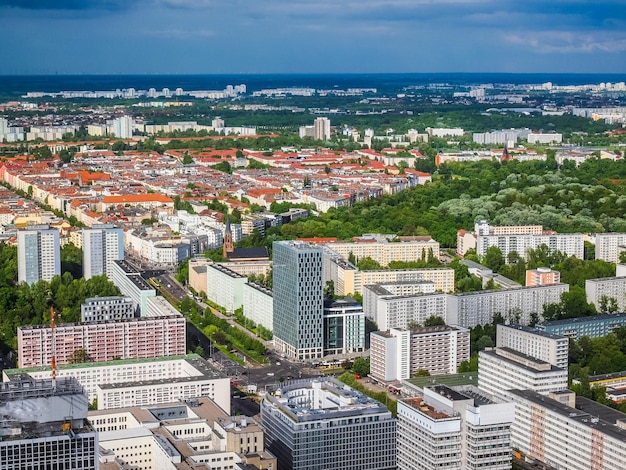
[[228, 247, 270, 260]]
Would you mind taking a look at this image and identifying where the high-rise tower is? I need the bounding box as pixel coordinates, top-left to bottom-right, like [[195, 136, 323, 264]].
[[83, 224, 124, 280], [17, 225, 60, 285], [272, 241, 324, 360]]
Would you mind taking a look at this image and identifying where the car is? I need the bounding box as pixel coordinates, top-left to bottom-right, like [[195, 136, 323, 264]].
[[267, 372, 275, 376], [276, 361, 281, 366]]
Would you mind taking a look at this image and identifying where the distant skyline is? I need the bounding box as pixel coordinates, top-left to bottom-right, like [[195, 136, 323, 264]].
[[0, 1, 625, 75]]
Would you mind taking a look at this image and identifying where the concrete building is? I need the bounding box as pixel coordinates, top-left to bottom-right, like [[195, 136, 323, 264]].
[[89, 398, 275, 470], [526, 267, 560, 286], [527, 133, 563, 144], [17, 313, 186, 368], [313, 117, 331, 141], [457, 221, 543, 256], [496, 324, 568, 369], [205, 263, 247, 314], [595, 232, 626, 263], [586, 276, 626, 312], [323, 235, 440, 267], [478, 347, 568, 401], [323, 297, 365, 355], [4, 354, 229, 413], [370, 326, 469, 382], [447, 283, 569, 328], [17, 224, 60, 284], [509, 389, 626, 470], [82, 224, 124, 280], [109, 260, 156, 316], [397, 385, 514, 470], [0, 377, 98, 470], [261, 378, 396, 470], [536, 313, 626, 338], [476, 231, 584, 261], [80, 295, 136, 323], [273, 241, 324, 360], [363, 285, 448, 331], [242, 282, 274, 332]]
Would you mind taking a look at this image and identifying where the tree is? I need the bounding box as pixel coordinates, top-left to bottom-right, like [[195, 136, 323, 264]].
[[413, 369, 430, 377], [483, 246, 504, 272], [599, 295, 619, 314], [68, 348, 90, 364], [324, 280, 335, 298], [182, 153, 194, 165], [424, 315, 446, 327], [475, 335, 494, 351], [352, 357, 370, 376]]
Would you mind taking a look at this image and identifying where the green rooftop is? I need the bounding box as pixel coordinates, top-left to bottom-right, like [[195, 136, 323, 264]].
[[405, 372, 478, 389]]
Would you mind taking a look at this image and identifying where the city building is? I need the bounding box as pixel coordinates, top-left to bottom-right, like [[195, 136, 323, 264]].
[[478, 347, 568, 401], [80, 295, 136, 323], [363, 285, 448, 331], [261, 378, 396, 470], [17, 224, 60, 284], [476, 231, 584, 261], [272, 241, 324, 360], [17, 312, 186, 368], [397, 385, 514, 470], [0, 377, 98, 470], [323, 297, 365, 355], [509, 389, 626, 470], [536, 313, 626, 338], [586, 276, 626, 312], [314, 117, 331, 140], [457, 221, 543, 256], [595, 232, 626, 263], [109, 260, 156, 316], [90, 398, 275, 470], [370, 326, 469, 383], [527, 132, 563, 144], [322, 235, 440, 267], [525, 267, 560, 286], [243, 282, 274, 332], [4, 354, 230, 413], [447, 283, 569, 328], [82, 224, 124, 280], [205, 263, 246, 314], [496, 324, 569, 369]]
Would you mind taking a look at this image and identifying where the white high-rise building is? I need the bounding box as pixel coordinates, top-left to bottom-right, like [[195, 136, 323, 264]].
[[313, 117, 331, 141], [82, 224, 124, 280], [273, 241, 324, 360], [17, 225, 60, 285], [397, 385, 514, 470], [496, 324, 569, 369], [110, 115, 133, 139]]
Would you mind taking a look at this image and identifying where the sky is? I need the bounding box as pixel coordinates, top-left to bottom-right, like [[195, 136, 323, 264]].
[[0, 0, 625, 75]]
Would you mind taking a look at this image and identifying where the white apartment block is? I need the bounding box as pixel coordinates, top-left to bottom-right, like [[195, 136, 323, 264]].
[[364, 285, 449, 331], [324, 236, 440, 266], [496, 324, 568, 369], [370, 329, 410, 382], [527, 133, 562, 144], [426, 127, 464, 137], [82, 224, 124, 279], [354, 268, 455, 295], [242, 282, 273, 331], [90, 399, 274, 470], [206, 263, 246, 314], [476, 232, 584, 261], [458, 221, 543, 256], [586, 276, 626, 312], [370, 326, 469, 383], [80, 296, 136, 323], [595, 232, 626, 263], [478, 347, 568, 401], [397, 385, 515, 470], [3, 354, 230, 413], [509, 390, 626, 470], [17, 314, 186, 368], [313, 117, 331, 140], [109, 260, 156, 316], [17, 224, 60, 285], [447, 283, 569, 328]]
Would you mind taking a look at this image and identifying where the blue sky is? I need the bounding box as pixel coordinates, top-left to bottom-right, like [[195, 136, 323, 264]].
[[1, 0, 625, 74]]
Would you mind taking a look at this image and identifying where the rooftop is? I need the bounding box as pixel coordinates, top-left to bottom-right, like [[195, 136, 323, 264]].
[[538, 312, 626, 327]]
